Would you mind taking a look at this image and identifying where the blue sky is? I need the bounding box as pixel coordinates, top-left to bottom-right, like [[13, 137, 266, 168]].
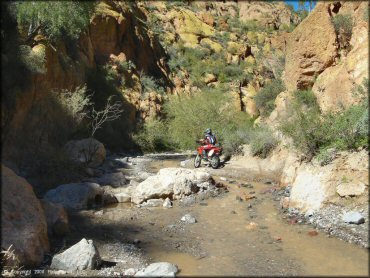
[[285, 1, 316, 11]]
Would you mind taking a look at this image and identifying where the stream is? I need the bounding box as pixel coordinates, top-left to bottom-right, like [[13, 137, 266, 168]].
[[67, 156, 368, 276]]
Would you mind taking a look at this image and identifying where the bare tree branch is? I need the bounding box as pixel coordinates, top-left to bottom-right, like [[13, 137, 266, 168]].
[[90, 96, 124, 137]]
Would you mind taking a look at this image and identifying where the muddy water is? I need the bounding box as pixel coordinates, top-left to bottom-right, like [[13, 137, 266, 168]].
[[100, 158, 369, 276], [145, 159, 369, 276]]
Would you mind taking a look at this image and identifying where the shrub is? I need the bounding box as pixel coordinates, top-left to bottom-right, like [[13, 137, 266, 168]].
[[254, 78, 285, 117], [140, 72, 165, 95], [249, 125, 278, 158], [19, 45, 46, 74], [293, 89, 318, 108], [133, 119, 177, 152], [332, 14, 353, 35]]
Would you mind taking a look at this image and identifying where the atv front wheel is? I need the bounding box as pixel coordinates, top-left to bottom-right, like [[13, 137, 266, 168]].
[[194, 154, 201, 168], [210, 156, 220, 169]]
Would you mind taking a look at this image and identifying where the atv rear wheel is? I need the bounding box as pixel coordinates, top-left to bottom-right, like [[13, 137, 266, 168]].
[[194, 154, 201, 168], [210, 156, 220, 169]]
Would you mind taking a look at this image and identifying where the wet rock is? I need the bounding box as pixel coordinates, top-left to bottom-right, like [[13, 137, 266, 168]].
[[134, 262, 178, 277], [181, 214, 197, 224], [342, 211, 365, 225], [308, 230, 319, 237], [114, 192, 131, 203], [163, 197, 172, 208], [51, 238, 101, 271], [44, 182, 103, 211]]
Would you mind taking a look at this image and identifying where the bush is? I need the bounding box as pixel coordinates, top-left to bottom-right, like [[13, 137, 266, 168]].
[[279, 86, 368, 160], [254, 78, 285, 117], [293, 89, 318, 108], [249, 125, 278, 158], [133, 119, 177, 152], [332, 14, 353, 35], [19, 45, 46, 74]]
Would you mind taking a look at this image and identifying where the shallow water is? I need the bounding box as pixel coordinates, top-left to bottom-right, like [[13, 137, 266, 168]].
[[102, 158, 369, 276]]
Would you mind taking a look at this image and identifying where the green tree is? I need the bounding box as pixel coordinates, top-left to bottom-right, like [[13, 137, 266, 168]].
[[298, 1, 317, 12], [15, 1, 96, 41]]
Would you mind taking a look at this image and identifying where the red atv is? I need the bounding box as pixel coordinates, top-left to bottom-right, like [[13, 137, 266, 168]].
[[194, 139, 223, 169]]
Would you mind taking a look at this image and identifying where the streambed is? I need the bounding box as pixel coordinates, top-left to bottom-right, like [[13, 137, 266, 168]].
[[66, 156, 368, 276]]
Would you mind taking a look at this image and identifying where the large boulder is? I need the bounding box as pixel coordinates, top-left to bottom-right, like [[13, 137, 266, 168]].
[[1, 165, 49, 267], [50, 238, 101, 271], [131, 168, 212, 204], [43, 183, 103, 211], [135, 262, 178, 277], [40, 200, 69, 237], [284, 2, 337, 91], [64, 138, 106, 167]]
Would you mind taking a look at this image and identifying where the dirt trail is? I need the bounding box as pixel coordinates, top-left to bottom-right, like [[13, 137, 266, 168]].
[[66, 156, 368, 276]]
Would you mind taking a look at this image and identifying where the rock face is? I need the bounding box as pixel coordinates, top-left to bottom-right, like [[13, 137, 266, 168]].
[[135, 262, 178, 277], [312, 2, 369, 113], [64, 138, 106, 167], [1, 166, 49, 267], [50, 238, 101, 271], [40, 200, 69, 237], [288, 150, 368, 212], [284, 2, 337, 91], [43, 182, 104, 210], [131, 168, 212, 204]]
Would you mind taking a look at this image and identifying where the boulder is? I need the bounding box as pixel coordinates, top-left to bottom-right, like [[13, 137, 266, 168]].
[[284, 2, 337, 91], [92, 172, 127, 187], [43, 183, 103, 210], [50, 238, 101, 271], [336, 182, 366, 197], [131, 168, 212, 204], [1, 166, 49, 267], [64, 138, 106, 167], [40, 200, 69, 237], [134, 262, 178, 277], [342, 211, 365, 225]]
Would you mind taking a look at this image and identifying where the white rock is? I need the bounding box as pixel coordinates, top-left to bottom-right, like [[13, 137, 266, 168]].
[[51, 238, 101, 271], [44, 183, 103, 210], [114, 193, 131, 203], [134, 262, 178, 277], [181, 214, 197, 224], [163, 197, 172, 208], [131, 168, 212, 204], [342, 211, 365, 224], [124, 268, 136, 276], [220, 177, 228, 181]]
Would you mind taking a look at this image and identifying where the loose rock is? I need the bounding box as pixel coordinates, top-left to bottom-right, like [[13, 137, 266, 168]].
[[51, 238, 101, 271], [163, 198, 173, 208], [134, 262, 178, 277], [181, 214, 197, 224], [342, 211, 365, 225]]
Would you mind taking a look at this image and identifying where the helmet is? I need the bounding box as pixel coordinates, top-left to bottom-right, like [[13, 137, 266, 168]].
[[205, 128, 212, 134]]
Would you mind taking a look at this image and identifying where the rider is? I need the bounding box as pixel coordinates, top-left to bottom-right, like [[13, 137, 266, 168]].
[[201, 128, 216, 160]]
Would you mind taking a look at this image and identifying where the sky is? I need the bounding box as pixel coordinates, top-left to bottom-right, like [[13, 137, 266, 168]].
[[284, 1, 316, 11]]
